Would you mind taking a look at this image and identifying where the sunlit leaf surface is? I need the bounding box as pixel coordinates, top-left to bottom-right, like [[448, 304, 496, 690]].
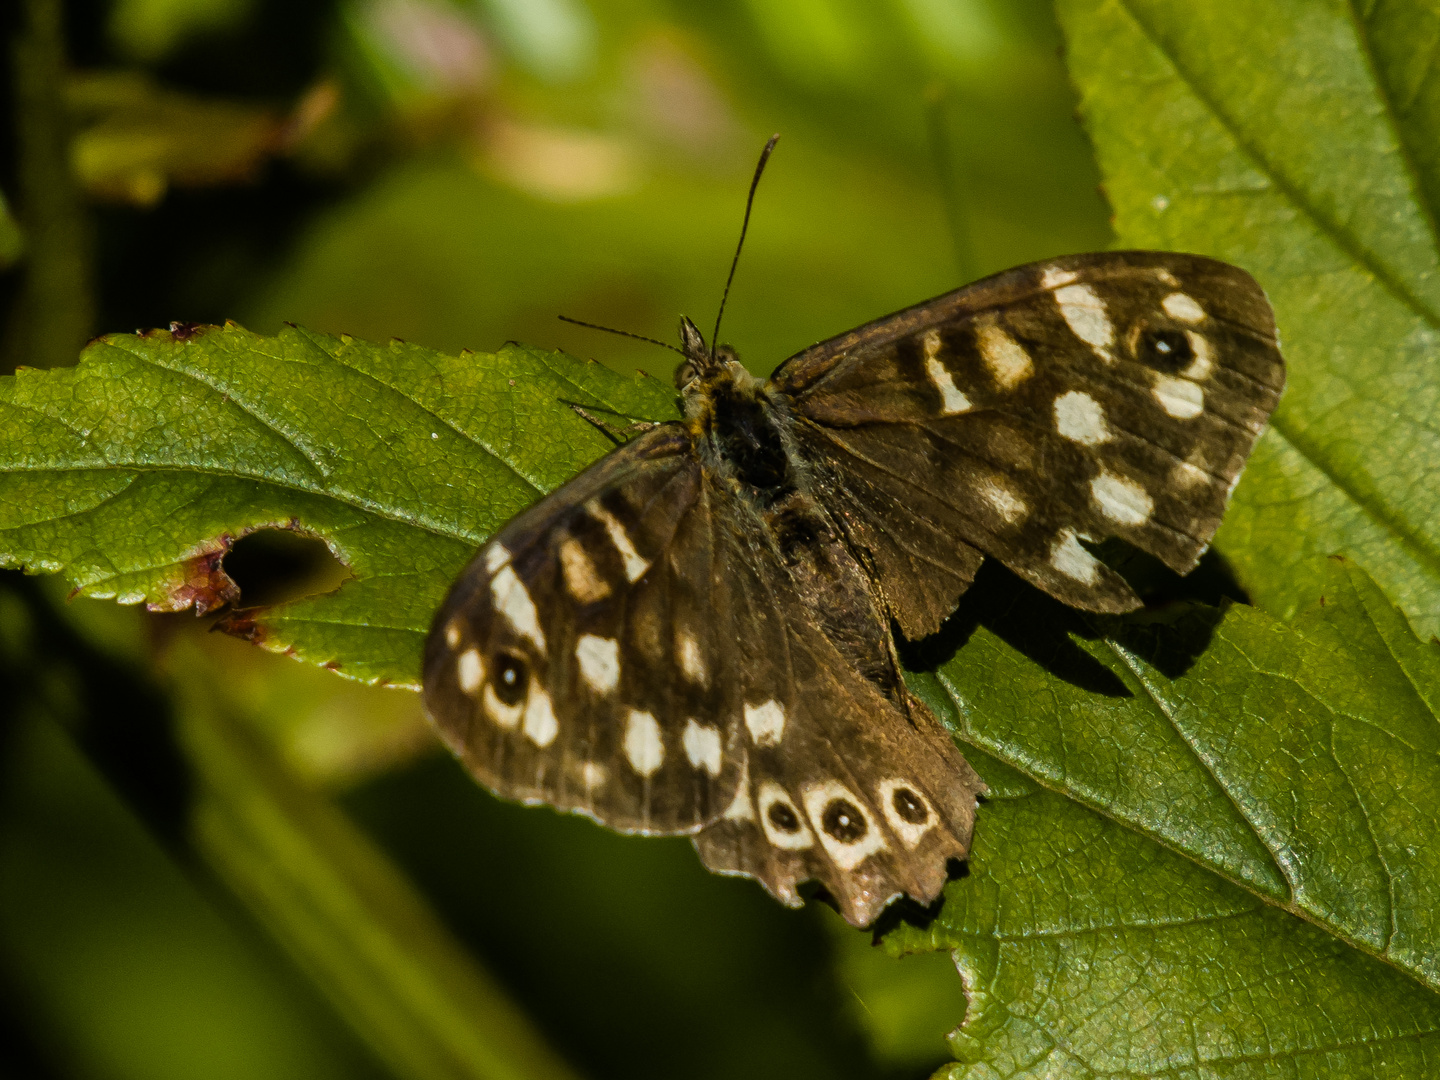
[[0, 323, 676, 685], [902, 558, 1440, 1075]]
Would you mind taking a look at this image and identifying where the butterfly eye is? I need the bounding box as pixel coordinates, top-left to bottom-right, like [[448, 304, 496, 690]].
[[767, 801, 801, 833], [1138, 327, 1194, 371], [821, 798, 868, 842], [493, 651, 529, 706], [891, 787, 929, 825], [673, 361, 697, 390]]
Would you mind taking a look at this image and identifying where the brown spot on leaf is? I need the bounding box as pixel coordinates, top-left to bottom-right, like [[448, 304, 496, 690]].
[[160, 539, 241, 615], [216, 609, 263, 642], [168, 321, 206, 342]]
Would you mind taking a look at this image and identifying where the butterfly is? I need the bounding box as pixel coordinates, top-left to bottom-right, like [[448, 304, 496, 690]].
[[421, 146, 1285, 927]]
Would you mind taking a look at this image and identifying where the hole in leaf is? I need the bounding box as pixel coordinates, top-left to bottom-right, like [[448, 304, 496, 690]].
[[222, 529, 350, 608]]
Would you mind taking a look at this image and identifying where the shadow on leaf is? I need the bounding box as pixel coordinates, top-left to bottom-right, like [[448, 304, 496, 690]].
[[901, 544, 1242, 694]]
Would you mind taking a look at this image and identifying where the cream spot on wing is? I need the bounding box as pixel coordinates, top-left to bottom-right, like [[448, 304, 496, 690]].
[[1154, 268, 1179, 287], [682, 719, 722, 777], [802, 780, 886, 871], [980, 478, 1027, 524], [1053, 390, 1111, 446], [1050, 529, 1101, 585], [926, 356, 972, 415], [1181, 330, 1214, 380], [1170, 459, 1210, 489], [745, 700, 786, 747], [1162, 291, 1206, 324], [559, 538, 610, 603], [723, 759, 754, 821], [678, 630, 707, 686], [457, 648, 484, 694], [579, 760, 608, 791], [523, 684, 558, 748], [490, 565, 546, 655], [758, 781, 814, 850], [1054, 283, 1115, 360], [444, 620, 462, 649], [589, 502, 649, 582], [920, 329, 972, 415], [1153, 375, 1205, 419], [483, 684, 523, 729], [977, 317, 1033, 390], [485, 543, 511, 574], [877, 779, 936, 850], [624, 709, 664, 776], [1091, 470, 1154, 526], [1041, 267, 1078, 289], [575, 634, 620, 694]]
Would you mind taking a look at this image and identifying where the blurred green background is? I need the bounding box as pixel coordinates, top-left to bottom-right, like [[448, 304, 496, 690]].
[[0, 0, 1109, 1076]]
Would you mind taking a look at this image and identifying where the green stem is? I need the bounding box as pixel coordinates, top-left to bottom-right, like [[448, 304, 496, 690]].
[[5, 0, 93, 373]]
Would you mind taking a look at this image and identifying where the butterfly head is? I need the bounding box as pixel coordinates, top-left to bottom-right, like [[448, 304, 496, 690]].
[[674, 315, 742, 392]]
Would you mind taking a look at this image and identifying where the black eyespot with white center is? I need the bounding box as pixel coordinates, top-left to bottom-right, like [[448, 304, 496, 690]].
[[493, 651, 529, 706], [1138, 327, 1193, 372], [758, 781, 814, 850], [891, 787, 929, 825], [768, 801, 801, 833], [803, 780, 886, 869], [878, 778, 938, 850], [821, 799, 867, 843]]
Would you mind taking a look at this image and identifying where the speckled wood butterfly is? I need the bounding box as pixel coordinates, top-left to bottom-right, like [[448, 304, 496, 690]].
[[421, 147, 1285, 926]]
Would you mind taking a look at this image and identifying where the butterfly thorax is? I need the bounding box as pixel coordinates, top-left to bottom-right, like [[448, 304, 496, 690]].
[[684, 361, 793, 497], [677, 341, 904, 701]]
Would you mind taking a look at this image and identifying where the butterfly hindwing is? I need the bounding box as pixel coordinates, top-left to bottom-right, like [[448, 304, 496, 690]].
[[693, 505, 983, 924], [773, 251, 1284, 624]]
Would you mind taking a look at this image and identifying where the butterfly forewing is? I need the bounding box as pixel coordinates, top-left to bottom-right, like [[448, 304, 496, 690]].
[[774, 251, 1283, 618], [423, 425, 745, 834]]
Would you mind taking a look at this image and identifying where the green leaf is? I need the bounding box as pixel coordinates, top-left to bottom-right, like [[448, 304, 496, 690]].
[[1057, 0, 1440, 639], [8, 317, 1440, 1074], [938, 557, 1440, 940], [0, 322, 677, 685], [898, 555, 1440, 1072], [888, 788, 1440, 1077]]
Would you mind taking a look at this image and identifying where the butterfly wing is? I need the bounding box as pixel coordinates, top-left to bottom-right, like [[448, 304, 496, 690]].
[[424, 420, 986, 924], [692, 507, 983, 925], [423, 423, 749, 834], [769, 250, 1285, 637]]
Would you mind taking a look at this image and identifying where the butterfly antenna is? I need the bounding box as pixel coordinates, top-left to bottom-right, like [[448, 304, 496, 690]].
[[711, 133, 780, 358], [558, 315, 686, 356]]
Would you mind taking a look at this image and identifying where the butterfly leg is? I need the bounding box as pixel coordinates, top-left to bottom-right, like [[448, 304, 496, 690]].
[[569, 405, 660, 445]]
